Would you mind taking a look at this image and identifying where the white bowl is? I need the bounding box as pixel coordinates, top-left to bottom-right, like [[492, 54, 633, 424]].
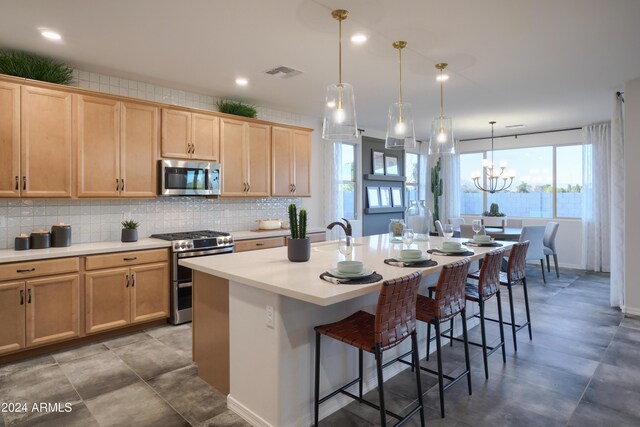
[[473, 234, 492, 243], [442, 241, 462, 250]]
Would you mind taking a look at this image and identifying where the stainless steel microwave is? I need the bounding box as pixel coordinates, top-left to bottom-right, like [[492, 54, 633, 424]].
[[159, 159, 220, 196]]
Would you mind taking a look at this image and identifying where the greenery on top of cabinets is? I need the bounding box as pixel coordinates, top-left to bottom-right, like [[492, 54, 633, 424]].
[[216, 99, 257, 118], [0, 50, 73, 84]]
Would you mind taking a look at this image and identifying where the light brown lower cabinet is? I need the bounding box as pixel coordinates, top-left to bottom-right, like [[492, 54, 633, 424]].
[[0, 273, 80, 355], [85, 252, 169, 334]]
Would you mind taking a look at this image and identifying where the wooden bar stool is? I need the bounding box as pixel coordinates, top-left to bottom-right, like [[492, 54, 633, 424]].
[[415, 259, 472, 418], [469, 241, 532, 352], [313, 271, 425, 427]]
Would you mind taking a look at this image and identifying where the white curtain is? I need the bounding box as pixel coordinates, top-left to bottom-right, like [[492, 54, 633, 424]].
[[440, 149, 461, 224], [324, 140, 345, 241], [610, 94, 625, 308], [582, 123, 611, 272]]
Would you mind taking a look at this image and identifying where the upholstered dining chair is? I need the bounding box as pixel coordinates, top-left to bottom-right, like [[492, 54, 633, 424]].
[[543, 221, 560, 278], [506, 218, 523, 228], [459, 224, 486, 239], [448, 218, 465, 227], [519, 226, 547, 283]]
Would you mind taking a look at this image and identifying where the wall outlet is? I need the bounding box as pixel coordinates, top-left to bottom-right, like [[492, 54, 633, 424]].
[[265, 304, 274, 329]]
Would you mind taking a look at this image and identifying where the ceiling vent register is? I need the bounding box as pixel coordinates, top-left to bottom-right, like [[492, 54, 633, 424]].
[[265, 65, 302, 78]]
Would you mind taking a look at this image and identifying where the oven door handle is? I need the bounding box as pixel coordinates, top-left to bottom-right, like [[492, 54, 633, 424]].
[[176, 248, 234, 258]]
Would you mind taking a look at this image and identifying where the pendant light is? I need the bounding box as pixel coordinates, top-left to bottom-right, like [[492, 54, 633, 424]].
[[428, 63, 455, 155], [471, 121, 516, 193], [385, 41, 416, 150], [322, 9, 358, 141]]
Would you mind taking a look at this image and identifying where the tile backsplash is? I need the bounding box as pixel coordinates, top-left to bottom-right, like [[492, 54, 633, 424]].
[[0, 69, 317, 249], [0, 197, 300, 249]]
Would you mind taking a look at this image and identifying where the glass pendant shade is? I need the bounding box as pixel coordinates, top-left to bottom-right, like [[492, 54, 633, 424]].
[[322, 82, 358, 141], [428, 116, 455, 155], [385, 102, 416, 149]]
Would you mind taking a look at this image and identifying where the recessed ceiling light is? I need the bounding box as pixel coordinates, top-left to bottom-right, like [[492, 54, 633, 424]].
[[40, 30, 62, 41], [436, 74, 449, 82], [235, 78, 248, 86], [350, 34, 367, 44]]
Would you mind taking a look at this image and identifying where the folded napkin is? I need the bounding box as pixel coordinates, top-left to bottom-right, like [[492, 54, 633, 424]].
[[384, 258, 438, 268], [464, 241, 503, 248], [319, 272, 382, 285], [427, 249, 474, 257]]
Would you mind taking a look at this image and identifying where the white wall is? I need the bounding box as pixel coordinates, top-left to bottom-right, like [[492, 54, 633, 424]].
[[0, 69, 326, 248], [624, 77, 640, 315]]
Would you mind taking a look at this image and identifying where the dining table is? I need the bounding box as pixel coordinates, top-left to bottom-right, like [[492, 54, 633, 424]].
[[483, 227, 522, 241]]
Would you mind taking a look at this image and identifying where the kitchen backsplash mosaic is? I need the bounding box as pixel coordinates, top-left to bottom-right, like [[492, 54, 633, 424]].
[[0, 69, 316, 249]]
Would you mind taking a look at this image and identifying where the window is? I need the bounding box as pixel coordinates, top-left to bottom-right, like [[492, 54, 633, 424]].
[[459, 144, 582, 218], [405, 152, 419, 207], [460, 153, 483, 214], [556, 145, 583, 218], [337, 142, 357, 220]]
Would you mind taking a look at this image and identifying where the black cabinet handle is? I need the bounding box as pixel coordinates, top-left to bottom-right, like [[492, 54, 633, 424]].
[[126, 274, 129, 288], [121, 179, 125, 192], [191, 144, 195, 154], [247, 183, 251, 193], [22, 176, 26, 191], [17, 268, 36, 273], [116, 179, 119, 191], [123, 257, 137, 261], [27, 289, 31, 304], [20, 290, 24, 305], [131, 273, 135, 287], [256, 243, 265, 246], [15, 176, 19, 190], [293, 184, 296, 193]]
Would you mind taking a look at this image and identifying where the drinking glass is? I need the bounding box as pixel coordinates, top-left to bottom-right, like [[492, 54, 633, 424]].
[[338, 236, 353, 258], [472, 220, 482, 237], [402, 228, 415, 247], [443, 224, 454, 240]]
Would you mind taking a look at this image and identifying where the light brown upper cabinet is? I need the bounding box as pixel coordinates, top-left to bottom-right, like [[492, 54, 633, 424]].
[[271, 127, 311, 197], [220, 118, 270, 197], [77, 95, 158, 198], [161, 108, 219, 161], [0, 81, 20, 197], [21, 85, 73, 197]]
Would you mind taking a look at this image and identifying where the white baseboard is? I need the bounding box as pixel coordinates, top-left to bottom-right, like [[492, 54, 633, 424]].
[[624, 306, 640, 316]]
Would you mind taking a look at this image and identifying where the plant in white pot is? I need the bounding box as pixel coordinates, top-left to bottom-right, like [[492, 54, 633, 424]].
[[287, 204, 310, 262], [121, 220, 139, 243]]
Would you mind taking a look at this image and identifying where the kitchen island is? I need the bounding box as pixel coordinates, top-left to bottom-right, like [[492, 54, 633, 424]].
[[181, 234, 512, 427]]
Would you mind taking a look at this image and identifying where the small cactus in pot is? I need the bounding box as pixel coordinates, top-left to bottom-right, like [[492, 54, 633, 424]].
[[288, 204, 310, 262]]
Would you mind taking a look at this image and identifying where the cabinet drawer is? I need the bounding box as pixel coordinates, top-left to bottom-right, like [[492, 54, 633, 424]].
[[0, 257, 79, 281], [307, 232, 326, 244], [234, 237, 285, 253], [85, 249, 168, 270]]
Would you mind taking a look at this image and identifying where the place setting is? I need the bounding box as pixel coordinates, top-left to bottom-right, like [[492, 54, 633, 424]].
[[320, 236, 382, 284], [384, 248, 437, 268], [464, 219, 504, 247], [427, 240, 475, 256]]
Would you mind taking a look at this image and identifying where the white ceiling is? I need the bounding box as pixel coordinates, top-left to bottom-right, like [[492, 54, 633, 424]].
[[1, 0, 639, 140]]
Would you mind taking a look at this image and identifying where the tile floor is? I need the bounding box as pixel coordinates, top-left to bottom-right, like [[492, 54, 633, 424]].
[[0, 267, 637, 427]]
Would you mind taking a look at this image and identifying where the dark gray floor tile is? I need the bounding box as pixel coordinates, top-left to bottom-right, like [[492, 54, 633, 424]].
[[59, 350, 140, 400], [113, 338, 192, 380], [84, 382, 189, 427], [197, 410, 250, 427], [591, 362, 640, 394], [518, 329, 609, 362], [147, 365, 227, 425], [101, 331, 152, 349], [582, 378, 640, 419], [146, 324, 193, 359], [52, 342, 109, 364], [0, 355, 56, 378], [567, 401, 640, 427], [507, 342, 599, 379], [621, 314, 640, 331], [601, 338, 640, 370], [614, 325, 640, 345], [318, 407, 376, 426], [11, 402, 99, 427], [0, 365, 80, 426]]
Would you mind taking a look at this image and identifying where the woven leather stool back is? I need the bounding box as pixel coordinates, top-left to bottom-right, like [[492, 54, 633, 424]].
[[477, 248, 506, 298], [374, 271, 422, 351], [507, 241, 530, 282], [432, 259, 471, 319]]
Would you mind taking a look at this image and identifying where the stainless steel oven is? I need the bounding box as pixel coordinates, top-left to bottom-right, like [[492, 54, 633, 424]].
[[151, 231, 234, 324], [160, 159, 220, 196]]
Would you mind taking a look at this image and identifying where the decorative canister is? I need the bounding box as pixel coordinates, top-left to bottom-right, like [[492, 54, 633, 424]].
[[51, 223, 72, 247], [14, 234, 30, 251], [30, 230, 51, 249], [388, 219, 405, 242]]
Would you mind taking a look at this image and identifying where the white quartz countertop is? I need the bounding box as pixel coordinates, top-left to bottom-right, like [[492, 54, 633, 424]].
[[231, 227, 326, 241], [0, 238, 171, 263], [181, 235, 514, 306]]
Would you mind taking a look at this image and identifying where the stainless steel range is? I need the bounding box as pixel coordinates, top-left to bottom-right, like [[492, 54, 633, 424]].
[[151, 230, 234, 324]]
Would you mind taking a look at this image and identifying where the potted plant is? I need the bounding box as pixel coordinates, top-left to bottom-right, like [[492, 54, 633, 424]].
[[482, 203, 507, 229], [121, 220, 139, 243], [0, 50, 73, 84], [287, 204, 310, 262], [216, 99, 257, 118]]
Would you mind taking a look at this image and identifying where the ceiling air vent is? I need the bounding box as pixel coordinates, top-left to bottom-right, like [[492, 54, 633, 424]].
[[265, 65, 302, 79]]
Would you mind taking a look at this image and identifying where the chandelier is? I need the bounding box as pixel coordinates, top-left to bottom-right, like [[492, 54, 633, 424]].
[[472, 121, 516, 193]]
